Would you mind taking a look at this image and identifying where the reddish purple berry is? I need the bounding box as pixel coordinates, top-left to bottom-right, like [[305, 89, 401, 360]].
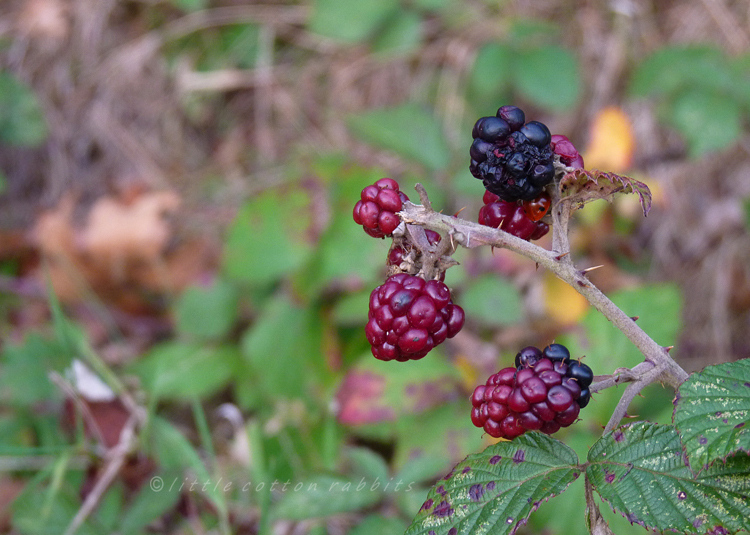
[[353, 178, 409, 238]]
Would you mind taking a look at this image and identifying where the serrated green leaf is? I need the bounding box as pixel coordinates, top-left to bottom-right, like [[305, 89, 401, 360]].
[[664, 89, 742, 157], [559, 168, 652, 216], [405, 433, 581, 535], [513, 46, 580, 111], [308, 0, 399, 43], [223, 188, 314, 286], [469, 43, 513, 98], [459, 275, 523, 326], [0, 72, 48, 146], [271, 474, 384, 520], [673, 360, 750, 471], [174, 279, 238, 341], [588, 422, 750, 534], [347, 104, 450, 170]]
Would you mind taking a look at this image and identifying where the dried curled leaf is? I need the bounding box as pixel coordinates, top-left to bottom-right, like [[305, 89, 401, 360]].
[[558, 169, 652, 216]]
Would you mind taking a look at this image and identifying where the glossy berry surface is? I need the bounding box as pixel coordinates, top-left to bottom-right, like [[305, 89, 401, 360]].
[[478, 191, 549, 241], [353, 178, 409, 238], [367, 274, 464, 361], [523, 192, 551, 222], [469, 105, 556, 202], [550, 134, 584, 169], [471, 343, 593, 439]]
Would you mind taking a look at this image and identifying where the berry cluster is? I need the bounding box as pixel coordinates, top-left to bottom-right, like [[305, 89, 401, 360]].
[[478, 191, 550, 241], [352, 178, 409, 238], [470, 106, 555, 202], [470, 344, 593, 439], [551, 134, 585, 169], [367, 274, 465, 361]]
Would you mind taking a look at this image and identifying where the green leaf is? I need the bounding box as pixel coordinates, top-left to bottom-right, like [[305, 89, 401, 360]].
[[131, 342, 240, 400], [664, 89, 742, 157], [349, 515, 409, 535], [0, 72, 48, 146], [469, 43, 513, 98], [223, 188, 315, 286], [629, 45, 733, 99], [271, 474, 384, 520], [513, 46, 581, 111], [241, 295, 324, 401], [372, 9, 423, 56], [345, 446, 390, 483], [459, 275, 523, 326], [308, 0, 399, 43], [169, 0, 207, 12], [347, 104, 450, 170], [174, 279, 238, 341], [588, 422, 750, 534], [119, 471, 182, 535], [673, 360, 750, 471], [404, 433, 581, 535]]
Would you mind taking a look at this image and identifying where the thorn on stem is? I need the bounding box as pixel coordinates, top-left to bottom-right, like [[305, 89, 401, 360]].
[[579, 265, 604, 276], [454, 206, 466, 217], [630, 316, 639, 322], [664, 346, 674, 353], [555, 252, 570, 261], [576, 280, 589, 288], [625, 413, 639, 419]]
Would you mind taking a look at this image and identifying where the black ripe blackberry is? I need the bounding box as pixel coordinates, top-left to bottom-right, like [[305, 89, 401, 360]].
[[469, 106, 555, 202]]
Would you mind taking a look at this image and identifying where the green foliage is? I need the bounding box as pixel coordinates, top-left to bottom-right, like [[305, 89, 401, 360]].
[[308, 0, 399, 43], [673, 359, 750, 471], [372, 9, 423, 56], [629, 44, 749, 157], [174, 279, 238, 341], [405, 433, 581, 535], [588, 422, 750, 534], [347, 104, 451, 170], [118, 473, 182, 535], [0, 71, 48, 147], [459, 275, 524, 326]]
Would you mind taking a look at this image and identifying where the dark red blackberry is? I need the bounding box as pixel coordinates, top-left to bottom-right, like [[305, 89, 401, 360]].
[[353, 178, 409, 238], [471, 344, 593, 439], [478, 191, 549, 241], [367, 274, 464, 362], [550, 134, 584, 169], [469, 106, 555, 202]]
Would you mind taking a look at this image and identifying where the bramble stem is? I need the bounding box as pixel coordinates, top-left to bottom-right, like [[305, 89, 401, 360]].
[[401, 184, 689, 431]]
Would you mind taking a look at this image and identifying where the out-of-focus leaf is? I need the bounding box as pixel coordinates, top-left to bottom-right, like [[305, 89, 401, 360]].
[[514, 46, 580, 111], [673, 360, 750, 471], [469, 43, 513, 99], [223, 188, 315, 286], [174, 279, 238, 341], [345, 446, 389, 483], [271, 474, 383, 520], [588, 422, 750, 534], [664, 89, 742, 157], [332, 290, 371, 326], [372, 9, 423, 56], [350, 515, 409, 535], [404, 433, 581, 535], [559, 169, 652, 216], [119, 471, 182, 535], [543, 271, 589, 325], [169, 0, 207, 12], [12, 484, 99, 535], [131, 342, 240, 400], [335, 353, 458, 426], [459, 274, 523, 326], [583, 107, 634, 172], [347, 104, 450, 170], [0, 72, 48, 146], [241, 295, 324, 401], [308, 0, 399, 43]]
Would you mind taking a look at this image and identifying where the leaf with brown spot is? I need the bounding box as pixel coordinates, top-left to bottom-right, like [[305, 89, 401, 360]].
[[558, 169, 652, 216]]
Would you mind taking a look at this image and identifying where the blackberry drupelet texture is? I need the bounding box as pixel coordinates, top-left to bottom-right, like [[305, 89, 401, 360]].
[[352, 178, 409, 238], [478, 191, 549, 241]]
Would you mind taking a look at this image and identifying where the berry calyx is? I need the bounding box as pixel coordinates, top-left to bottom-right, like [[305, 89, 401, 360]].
[[471, 343, 593, 439], [368, 274, 464, 361], [353, 178, 409, 238]]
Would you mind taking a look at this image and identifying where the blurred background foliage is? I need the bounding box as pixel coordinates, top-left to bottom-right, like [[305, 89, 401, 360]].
[[0, 0, 749, 534]]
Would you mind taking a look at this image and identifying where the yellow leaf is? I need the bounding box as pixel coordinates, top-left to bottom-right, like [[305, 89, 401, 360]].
[[583, 107, 634, 173], [453, 354, 479, 392], [543, 271, 589, 325]]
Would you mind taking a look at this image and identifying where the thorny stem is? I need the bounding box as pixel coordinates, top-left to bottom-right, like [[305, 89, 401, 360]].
[[400, 184, 690, 432]]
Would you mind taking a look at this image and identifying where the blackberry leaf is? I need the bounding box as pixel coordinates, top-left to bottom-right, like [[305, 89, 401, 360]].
[[558, 168, 652, 216]]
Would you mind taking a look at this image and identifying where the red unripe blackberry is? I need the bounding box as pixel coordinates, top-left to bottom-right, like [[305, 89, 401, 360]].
[[550, 134, 584, 169], [471, 344, 594, 439], [353, 178, 409, 238], [478, 192, 549, 242], [367, 274, 464, 361]]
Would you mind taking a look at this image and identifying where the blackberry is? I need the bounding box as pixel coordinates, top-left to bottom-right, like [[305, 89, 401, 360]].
[[471, 344, 593, 439], [367, 274, 464, 362], [353, 178, 409, 238], [478, 191, 549, 241], [469, 106, 555, 202], [550, 134, 584, 169]]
